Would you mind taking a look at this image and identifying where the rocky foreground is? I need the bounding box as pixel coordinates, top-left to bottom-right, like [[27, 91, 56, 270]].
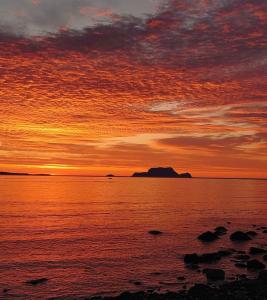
[[89, 225, 267, 300]]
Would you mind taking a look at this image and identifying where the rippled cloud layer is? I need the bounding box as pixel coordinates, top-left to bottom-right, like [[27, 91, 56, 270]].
[[0, 0, 267, 177]]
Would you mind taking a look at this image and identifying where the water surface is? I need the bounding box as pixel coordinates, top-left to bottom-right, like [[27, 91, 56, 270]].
[[0, 176, 267, 299]]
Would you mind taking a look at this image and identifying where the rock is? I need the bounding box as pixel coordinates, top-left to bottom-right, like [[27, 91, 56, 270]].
[[26, 278, 48, 285], [198, 231, 219, 242], [249, 247, 267, 255], [215, 226, 227, 235], [235, 263, 247, 268], [177, 276, 185, 281], [247, 259, 266, 270], [132, 167, 192, 178], [203, 268, 225, 281], [217, 249, 233, 257], [234, 254, 250, 261], [184, 253, 199, 264], [246, 231, 257, 237], [230, 231, 252, 241], [188, 284, 217, 299], [185, 263, 199, 270], [198, 252, 221, 263], [263, 255, 267, 262], [258, 270, 267, 282], [148, 230, 162, 235]]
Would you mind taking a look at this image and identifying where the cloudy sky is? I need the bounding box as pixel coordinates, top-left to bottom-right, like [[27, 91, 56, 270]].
[[0, 0, 267, 177]]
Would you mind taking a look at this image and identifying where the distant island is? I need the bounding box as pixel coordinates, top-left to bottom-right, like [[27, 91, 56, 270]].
[[0, 172, 51, 176], [132, 167, 192, 178]]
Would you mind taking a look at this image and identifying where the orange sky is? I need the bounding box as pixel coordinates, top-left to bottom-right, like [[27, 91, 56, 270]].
[[0, 0, 267, 178]]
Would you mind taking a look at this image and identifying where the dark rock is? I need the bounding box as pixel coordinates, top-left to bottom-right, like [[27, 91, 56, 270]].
[[148, 230, 162, 235], [258, 270, 267, 282], [249, 247, 267, 255], [26, 278, 48, 285], [247, 259, 266, 270], [203, 268, 225, 281], [184, 253, 199, 264], [188, 284, 217, 299], [246, 231, 257, 237], [133, 281, 142, 286], [198, 252, 221, 263], [237, 250, 246, 254], [132, 167, 192, 178], [177, 276, 185, 281], [263, 230, 267, 234], [185, 263, 199, 270], [3, 289, 10, 293], [198, 231, 219, 242], [230, 231, 252, 241], [235, 263, 247, 268], [215, 226, 227, 235], [234, 254, 250, 260], [263, 255, 267, 262], [217, 249, 233, 257]]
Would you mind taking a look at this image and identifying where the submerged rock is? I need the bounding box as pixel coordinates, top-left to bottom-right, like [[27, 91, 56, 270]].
[[214, 226, 227, 236], [26, 278, 48, 285], [203, 268, 225, 281], [198, 231, 219, 242], [249, 247, 267, 255], [148, 230, 163, 235], [230, 231, 252, 241], [184, 253, 199, 264], [258, 270, 267, 282], [188, 284, 217, 299], [246, 231, 258, 237], [247, 259, 266, 270]]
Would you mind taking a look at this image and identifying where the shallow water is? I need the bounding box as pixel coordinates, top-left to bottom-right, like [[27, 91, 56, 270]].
[[0, 176, 267, 299]]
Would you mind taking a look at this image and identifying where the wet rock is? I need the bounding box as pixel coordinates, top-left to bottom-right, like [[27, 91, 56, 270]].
[[3, 289, 10, 293], [230, 231, 252, 241], [258, 270, 267, 282], [188, 284, 217, 299], [198, 252, 221, 263], [263, 230, 267, 234], [184, 253, 199, 264], [249, 247, 267, 255], [148, 230, 162, 235], [247, 259, 266, 270], [198, 231, 219, 242], [234, 254, 250, 261], [203, 268, 225, 281], [237, 250, 246, 254], [26, 278, 48, 285], [186, 263, 199, 270], [217, 249, 233, 257], [246, 231, 257, 237], [235, 262, 247, 268], [215, 226, 227, 236], [263, 255, 267, 262], [177, 276, 185, 281]]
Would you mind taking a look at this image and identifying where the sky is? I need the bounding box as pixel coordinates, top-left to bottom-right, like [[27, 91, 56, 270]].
[[0, 0, 267, 177]]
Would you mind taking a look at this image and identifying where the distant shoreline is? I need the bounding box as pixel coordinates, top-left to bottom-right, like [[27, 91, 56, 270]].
[[1, 173, 266, 181]]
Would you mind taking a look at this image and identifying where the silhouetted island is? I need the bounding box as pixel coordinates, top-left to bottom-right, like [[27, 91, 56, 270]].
[[106, 174, 115, 177], [0, 172, 51, 176], [132, 167, 192, 178]]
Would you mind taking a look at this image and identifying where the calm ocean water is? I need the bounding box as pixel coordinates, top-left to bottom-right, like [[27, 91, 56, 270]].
[[0, 176, 267, 299]]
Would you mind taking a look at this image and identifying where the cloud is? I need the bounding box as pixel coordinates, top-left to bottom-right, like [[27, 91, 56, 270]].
[[0, 0, 267, 177]]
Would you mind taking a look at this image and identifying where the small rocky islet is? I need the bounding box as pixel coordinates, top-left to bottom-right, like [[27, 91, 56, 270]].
[[89, 224, 267, 300]]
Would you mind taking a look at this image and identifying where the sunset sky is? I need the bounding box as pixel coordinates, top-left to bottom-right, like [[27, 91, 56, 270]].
[[0, 0, 267, 177]]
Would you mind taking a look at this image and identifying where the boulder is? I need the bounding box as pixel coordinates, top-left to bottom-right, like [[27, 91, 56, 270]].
[[235, 262, 247, 268], [258, 270, 267, 282], [198, 231, 219, 242], [26, 278, 48, 285], [215, 226, 227, 235], [234, 254, 250, 261], [230, 231, 251, 241], [263, 255, 267, 262], [246, 231, 257, 237], [203, 268, 225, 281], [249, 247, 267, 255], [247, 259, 266, 270], [188, 284, 217, 299], [184, 253, 199, 264], [148, 230, 162, 235]]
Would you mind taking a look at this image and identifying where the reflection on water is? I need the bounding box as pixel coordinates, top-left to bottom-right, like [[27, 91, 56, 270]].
[[0, 176, 267, 298]]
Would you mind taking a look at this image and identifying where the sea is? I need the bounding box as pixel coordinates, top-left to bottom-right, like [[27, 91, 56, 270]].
[[0, 176, 267, 299]]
